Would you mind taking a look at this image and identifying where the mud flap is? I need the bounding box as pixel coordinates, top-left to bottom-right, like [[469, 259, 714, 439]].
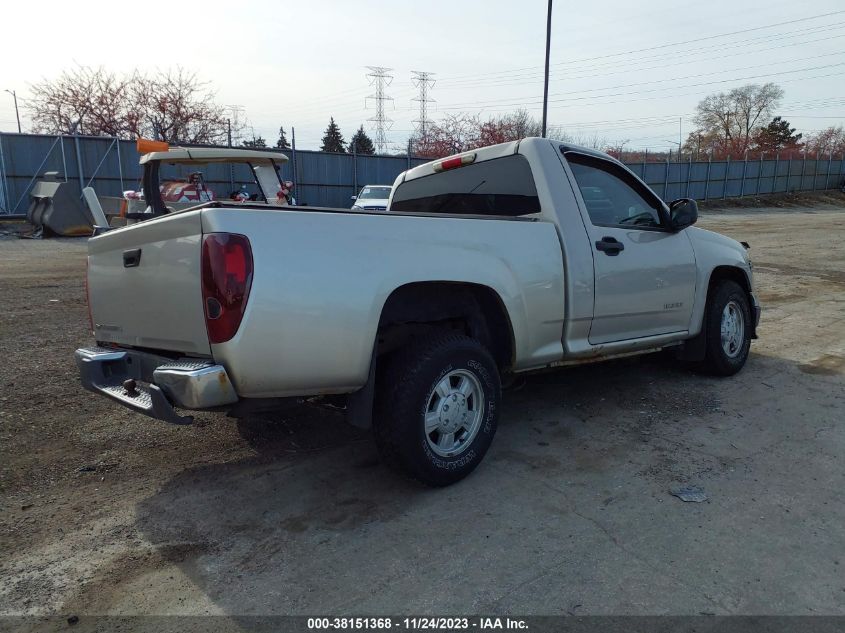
[[676, 328, 707, 362], [346, 348, 376, 429]]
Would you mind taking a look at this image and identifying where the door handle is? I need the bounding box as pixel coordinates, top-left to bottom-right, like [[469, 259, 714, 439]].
[[123, 248, 142, 268], [595, 236, 624, 256]]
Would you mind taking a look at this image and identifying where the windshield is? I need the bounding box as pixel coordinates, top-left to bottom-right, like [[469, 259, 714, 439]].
[[358, 186, 391, 200]]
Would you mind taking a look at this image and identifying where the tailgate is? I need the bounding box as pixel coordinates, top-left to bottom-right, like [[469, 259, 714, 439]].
[[87, 210, 210, 355]]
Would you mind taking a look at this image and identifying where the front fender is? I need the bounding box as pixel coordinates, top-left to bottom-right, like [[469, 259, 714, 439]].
[[686, 227, 755, 337]]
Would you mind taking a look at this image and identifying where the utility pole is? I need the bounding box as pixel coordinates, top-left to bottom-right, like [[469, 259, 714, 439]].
[[366, 66, 394, 154], [541, 0, 553, 138], [411, 71, 436, 143], [291, 126, 298, 195], [226, 118, 233, 192], [4, 89, 21, 133], [678, 117, 682, 159]]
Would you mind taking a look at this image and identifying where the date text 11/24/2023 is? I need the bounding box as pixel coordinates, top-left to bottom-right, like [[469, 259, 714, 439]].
[[306, 617, 528, 630]]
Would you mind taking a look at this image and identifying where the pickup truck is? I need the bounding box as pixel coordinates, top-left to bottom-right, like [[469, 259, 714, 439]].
[[76, 137, 759, 486]]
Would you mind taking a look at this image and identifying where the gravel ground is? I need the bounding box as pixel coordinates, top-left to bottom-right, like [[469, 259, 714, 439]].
[[1, 201, 844, 626]]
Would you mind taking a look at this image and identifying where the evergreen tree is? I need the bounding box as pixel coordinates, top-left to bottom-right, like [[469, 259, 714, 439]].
[[320, 117, 346, 153], [276, 126, 290, 149], [753, 116, 802, 154], [349, 125, 375, 154], [242, 135, 267, 148]]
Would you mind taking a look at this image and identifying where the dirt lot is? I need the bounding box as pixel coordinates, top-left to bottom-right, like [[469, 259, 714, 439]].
[[1, 200, 845, 624]]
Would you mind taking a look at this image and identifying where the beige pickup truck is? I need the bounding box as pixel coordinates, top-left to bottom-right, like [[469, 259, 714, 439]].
[[76, 138, 759, 486]]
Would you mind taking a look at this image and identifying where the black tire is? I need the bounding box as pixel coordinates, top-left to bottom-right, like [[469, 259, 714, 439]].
[[700, 280, 751, 376], [374, 331, 501, 486]]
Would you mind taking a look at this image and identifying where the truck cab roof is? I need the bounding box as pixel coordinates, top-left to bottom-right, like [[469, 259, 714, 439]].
[[399, 137, 621, 185]]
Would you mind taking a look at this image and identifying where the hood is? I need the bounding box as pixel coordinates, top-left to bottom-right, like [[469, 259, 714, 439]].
[[687, 226, 745, 254], [686, 226, 752, 272], [352, 198, 390, 209]]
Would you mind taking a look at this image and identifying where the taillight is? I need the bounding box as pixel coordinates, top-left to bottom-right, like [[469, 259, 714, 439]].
[[85, 256, 94, 335], [201, 233, 253, 344]]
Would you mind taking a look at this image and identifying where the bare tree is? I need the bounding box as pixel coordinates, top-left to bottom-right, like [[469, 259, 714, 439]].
[[26, 65, 229, 144], [27, 66, 135, 136], [548, 127, 608, 149], [692, 83, 784, 157], [477, 109, 543, 146], [412, 113, 481, 158], [804, 126, 845, 156], [130, 68, 228, 144], [412, 111, 614, 158]]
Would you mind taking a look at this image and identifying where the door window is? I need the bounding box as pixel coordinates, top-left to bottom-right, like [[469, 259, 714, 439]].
[[565, 152, 665, 229]]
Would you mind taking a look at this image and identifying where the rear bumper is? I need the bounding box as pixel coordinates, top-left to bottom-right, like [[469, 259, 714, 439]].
[[75, 346, 238, 424]]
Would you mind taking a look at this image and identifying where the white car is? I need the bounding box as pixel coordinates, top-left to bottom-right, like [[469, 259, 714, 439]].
[[351, 185, 392, 210]]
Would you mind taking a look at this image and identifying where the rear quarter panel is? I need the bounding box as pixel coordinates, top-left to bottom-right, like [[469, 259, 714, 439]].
[[201, 208, 566, 397]]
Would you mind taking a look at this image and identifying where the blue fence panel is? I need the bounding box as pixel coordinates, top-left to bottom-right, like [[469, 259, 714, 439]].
[[1, 133, 844, 214], [829, 159, 844, 189], [641, 162, 666, 188]]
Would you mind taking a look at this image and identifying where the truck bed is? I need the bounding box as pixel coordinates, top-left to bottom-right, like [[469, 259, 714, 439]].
[[86, 204, 566, 398]]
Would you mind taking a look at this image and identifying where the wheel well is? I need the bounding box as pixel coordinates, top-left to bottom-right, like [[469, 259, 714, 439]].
[[377, 282, 514, 370], [708, 265, 751, 299], [707, 265, 756, 335]]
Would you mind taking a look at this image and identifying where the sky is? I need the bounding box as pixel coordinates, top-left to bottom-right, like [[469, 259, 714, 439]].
[[1, 0, 844, 152]]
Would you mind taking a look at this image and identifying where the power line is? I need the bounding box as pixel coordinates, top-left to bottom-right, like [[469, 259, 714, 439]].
[[438, 10, 845, 84], [365, 66, 394, 154], [438, 26, 845, 90], [440, 53, 844, 110], [274, 26, 845, 130], [439, 62, 845, 112], [249, 22, 845, 139], [279, 29, 844, 133]]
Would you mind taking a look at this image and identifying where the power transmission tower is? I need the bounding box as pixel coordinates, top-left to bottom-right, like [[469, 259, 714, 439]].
[[365, 66, 394, 154], [225, 105, 246, 145], [411, 71, 436, 142]]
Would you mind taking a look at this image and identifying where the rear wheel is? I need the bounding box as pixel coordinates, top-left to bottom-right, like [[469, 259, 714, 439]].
[[374, 331, 501, 486], [700, 280, 751, 376]]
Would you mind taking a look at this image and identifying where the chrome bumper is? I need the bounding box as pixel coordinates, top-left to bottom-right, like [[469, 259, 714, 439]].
[[74, 347, 238, 424]]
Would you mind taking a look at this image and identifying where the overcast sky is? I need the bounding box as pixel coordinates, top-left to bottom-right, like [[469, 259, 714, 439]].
[[1, 0, 843, 151]]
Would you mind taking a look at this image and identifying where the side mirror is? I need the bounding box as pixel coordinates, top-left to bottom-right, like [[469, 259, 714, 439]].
[[669, 198, 698, 231], [350, 195, 357, 200]]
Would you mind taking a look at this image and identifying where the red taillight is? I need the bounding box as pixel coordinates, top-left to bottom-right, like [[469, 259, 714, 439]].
[[201, 233, 253, 344], [85, 256, 94, 335]]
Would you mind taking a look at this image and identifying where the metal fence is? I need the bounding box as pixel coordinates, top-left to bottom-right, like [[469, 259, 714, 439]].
[[0, 133, 431, 215], [1, 132, 843, 215], [631, 153, 845, 202]]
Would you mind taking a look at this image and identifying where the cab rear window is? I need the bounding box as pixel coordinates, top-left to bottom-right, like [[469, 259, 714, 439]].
[[390, 154, 540, 216]]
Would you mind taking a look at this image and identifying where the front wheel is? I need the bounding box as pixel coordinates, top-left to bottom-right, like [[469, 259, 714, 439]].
[[374, 331, 501, 486], [700, 280, 751, 376]]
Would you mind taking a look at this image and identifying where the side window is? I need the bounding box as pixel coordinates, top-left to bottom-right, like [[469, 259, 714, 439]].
[[565, 152, 664, 229], [390, 155, 540, 216]]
